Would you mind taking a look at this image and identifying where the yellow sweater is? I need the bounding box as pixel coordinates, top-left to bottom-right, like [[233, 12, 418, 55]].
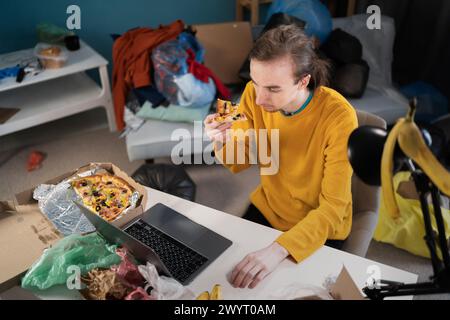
[[215, 82, 358, 263]]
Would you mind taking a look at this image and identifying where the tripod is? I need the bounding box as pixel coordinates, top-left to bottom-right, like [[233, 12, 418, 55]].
[[363, 160, 450, 300]]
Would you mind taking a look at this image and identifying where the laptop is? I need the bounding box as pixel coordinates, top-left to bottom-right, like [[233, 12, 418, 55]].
[[76, 202, 232, 285]]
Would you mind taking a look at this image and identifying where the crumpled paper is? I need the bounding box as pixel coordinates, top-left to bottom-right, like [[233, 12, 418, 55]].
[[81, 268, 130, 300]]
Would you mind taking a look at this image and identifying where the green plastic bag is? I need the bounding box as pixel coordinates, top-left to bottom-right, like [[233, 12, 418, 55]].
[[21, 233, 121, 290], [36, 23, 74, 45]]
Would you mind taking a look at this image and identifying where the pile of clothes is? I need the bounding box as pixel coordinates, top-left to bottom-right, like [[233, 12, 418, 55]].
[[112, 20, 230, 133]]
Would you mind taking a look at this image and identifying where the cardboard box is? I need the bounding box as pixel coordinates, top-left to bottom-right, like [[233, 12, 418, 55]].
[[329, 266, 365, 300], [194, 21, 253, 84], [0, 163, 147, 293]]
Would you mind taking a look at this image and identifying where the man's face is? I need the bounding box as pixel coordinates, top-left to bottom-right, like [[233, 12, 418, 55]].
[[250, 55, 305, 113]]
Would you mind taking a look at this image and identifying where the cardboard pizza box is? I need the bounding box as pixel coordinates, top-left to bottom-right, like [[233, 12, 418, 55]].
[[0, 162, 148, 293], [193, 21, 253, 84]]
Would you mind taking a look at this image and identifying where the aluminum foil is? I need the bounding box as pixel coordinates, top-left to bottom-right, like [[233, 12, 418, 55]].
[[33, 183, 95, 236]]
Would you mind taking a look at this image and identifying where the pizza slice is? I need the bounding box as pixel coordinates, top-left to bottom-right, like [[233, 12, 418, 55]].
[[71, 173, 135, 222], [214, 99, 247, 123]]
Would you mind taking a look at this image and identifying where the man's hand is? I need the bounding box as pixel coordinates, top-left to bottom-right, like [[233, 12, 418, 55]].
[[204, 113, 232, 145], [230, 242, 289, 289]]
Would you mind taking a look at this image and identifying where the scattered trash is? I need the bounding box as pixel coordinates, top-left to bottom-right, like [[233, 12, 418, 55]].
[[27, 151, 46, 172]]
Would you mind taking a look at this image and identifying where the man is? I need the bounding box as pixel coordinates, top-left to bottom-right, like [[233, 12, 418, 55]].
[[204, 25, 358, 289]]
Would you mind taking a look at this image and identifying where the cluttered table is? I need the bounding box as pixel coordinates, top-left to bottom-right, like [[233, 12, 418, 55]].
[[7, 185, 418, 300]]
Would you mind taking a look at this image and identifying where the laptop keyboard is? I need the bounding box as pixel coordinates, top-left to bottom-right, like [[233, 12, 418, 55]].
[[124, 220, 208, 283]]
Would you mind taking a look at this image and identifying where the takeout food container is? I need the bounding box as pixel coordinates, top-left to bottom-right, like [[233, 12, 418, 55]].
[[33, 43, 68, 69]]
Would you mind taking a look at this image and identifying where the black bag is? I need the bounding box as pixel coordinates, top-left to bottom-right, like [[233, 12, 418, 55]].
[[131, 164, 196, 201], [330, 60, 370, 98], [320, 28, 363, 65], [238, 13, 306, 82]]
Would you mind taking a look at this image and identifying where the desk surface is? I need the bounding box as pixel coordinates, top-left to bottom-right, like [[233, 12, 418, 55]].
[[24, 187, 417, 300]]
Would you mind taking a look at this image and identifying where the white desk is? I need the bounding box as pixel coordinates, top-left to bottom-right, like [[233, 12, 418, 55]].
[[18, 186, 417, 300], [0, 41, 115, 136]]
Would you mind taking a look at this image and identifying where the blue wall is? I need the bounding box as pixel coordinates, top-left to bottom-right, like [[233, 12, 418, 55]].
[[0, 0, 236, 65]]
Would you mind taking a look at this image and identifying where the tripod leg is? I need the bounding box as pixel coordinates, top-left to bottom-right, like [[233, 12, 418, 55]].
[[412, 172, 442, 275], [430, 185, 450, 269]]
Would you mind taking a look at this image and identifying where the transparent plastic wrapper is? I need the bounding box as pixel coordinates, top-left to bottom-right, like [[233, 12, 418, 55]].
[[33, 166, 140, 236], [33, 43, 68, 69], [21, 233, 121, 290], [138, 262, 195, 300]]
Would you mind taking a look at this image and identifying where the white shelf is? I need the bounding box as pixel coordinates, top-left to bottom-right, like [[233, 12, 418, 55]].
[[0, 41, 108, 93], [0, 40, 115, 136], [0, 73, 104, 136]]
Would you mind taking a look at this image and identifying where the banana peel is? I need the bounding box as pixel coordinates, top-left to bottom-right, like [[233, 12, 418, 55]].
[[196, 291, 210, 300], [196, 284, 222, 300], [381, 98, 450, 220]]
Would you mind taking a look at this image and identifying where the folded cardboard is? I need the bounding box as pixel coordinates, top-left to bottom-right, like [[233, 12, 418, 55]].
[[194, 21, 253, 84], [0, 162, 147, 293], [330, 266, 365, 300]]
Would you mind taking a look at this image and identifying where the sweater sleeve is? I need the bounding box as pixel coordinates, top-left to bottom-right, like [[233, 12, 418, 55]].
[[214, 82, 256, 174], [275, 107, 358, 262]]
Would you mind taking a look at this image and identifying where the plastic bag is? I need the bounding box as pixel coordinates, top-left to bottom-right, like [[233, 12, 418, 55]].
[[374, 171, 450, 260], [153, 40, 188, 104], [178, 32, 205, 63], [174, 73, 216, 107], [138, 262, 195, 300], [21, 233, 121, 290], [111, 248, 146, 289], [36, 23, 74, 45], [152, 34, 210, 106], [266, 0, 332, 44]]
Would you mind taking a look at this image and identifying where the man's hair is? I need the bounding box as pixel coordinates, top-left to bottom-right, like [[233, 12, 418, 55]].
[[249, 24, 330, 89]]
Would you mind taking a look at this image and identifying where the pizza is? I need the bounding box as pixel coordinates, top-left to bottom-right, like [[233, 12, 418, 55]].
[[214, 99, 247, 123], [71, 174, 135, 222]]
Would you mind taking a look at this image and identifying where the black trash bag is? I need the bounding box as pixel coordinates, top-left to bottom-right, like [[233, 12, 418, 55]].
[[330, 60, 369, 98], [238, 13, 306, 82], [320, 28, 362, 65], [131, 164, 196, 201]]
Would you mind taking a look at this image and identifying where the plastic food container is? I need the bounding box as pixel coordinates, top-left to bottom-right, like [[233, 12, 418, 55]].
[[34, 43, 68, 69]]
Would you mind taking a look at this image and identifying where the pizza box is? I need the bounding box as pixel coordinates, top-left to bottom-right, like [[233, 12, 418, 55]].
[[0, 162, 148, 293]]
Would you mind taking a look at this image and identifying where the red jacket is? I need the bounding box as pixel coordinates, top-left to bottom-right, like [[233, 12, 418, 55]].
[[112, 20, 184, 130]]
